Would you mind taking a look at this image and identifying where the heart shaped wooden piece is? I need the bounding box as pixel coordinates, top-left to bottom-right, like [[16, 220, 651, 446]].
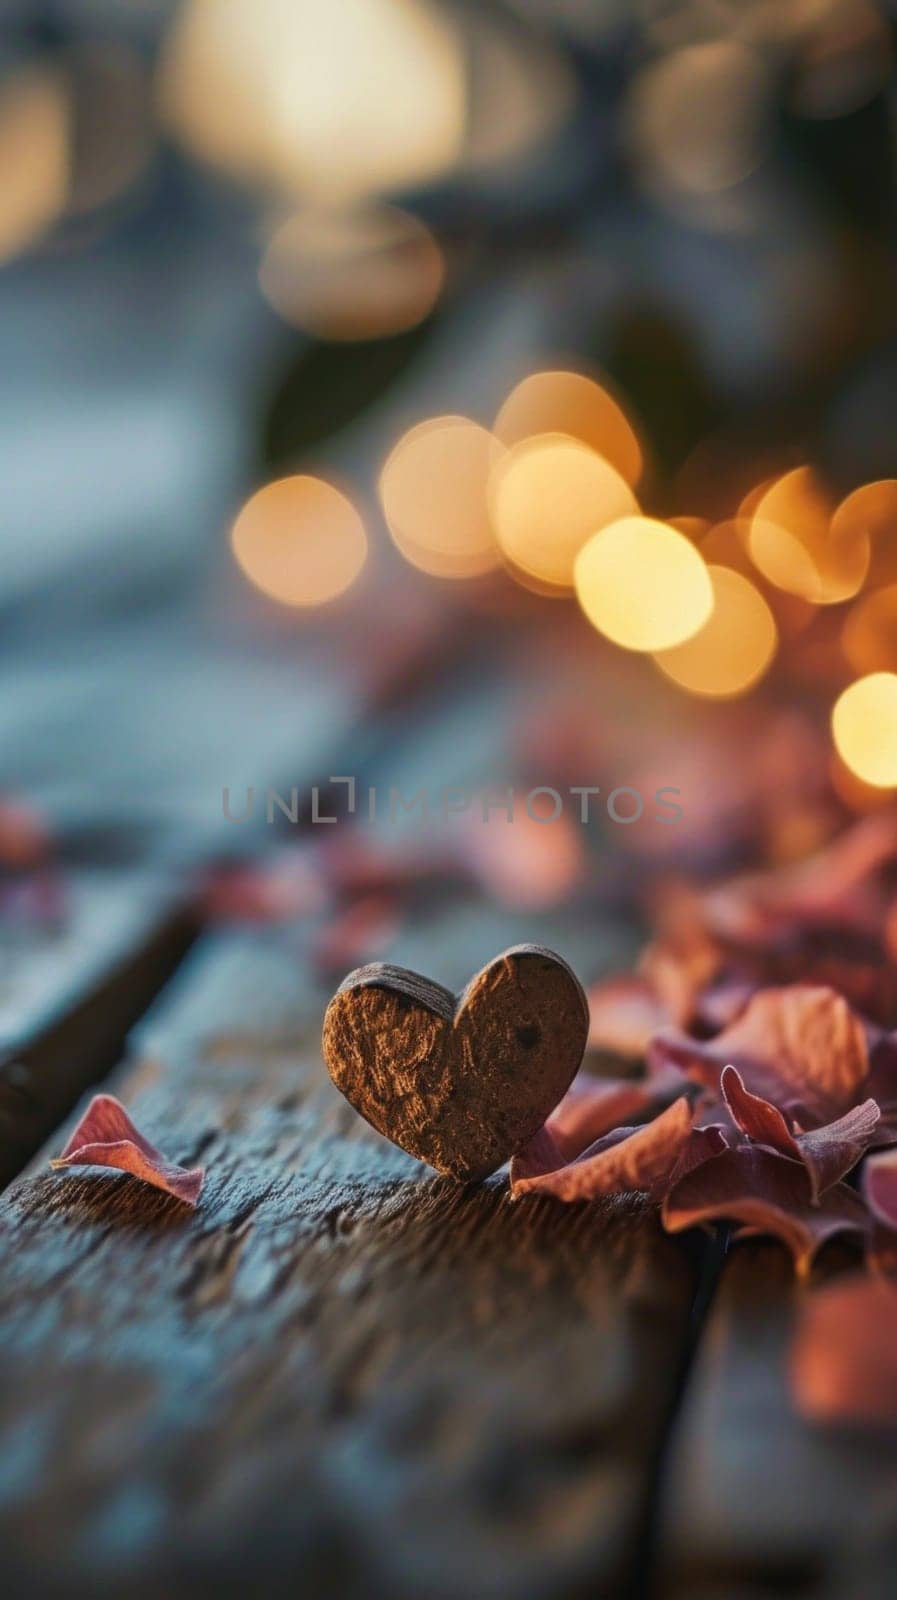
[[322, 944, 588, 1181]]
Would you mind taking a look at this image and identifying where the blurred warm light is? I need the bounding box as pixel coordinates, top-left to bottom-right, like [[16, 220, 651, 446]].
[[493, 371, 643, 486], [749, 466, 869, 604], [699, 518, 753, 574], [0, 67, 68, 262], [832, 480, 897, 589], [575, 516, 713, 652], [669, 515, 710, 540], [489, 435, 637, 591], [832, 674, 897, 789], [654, 565, 778, 698], [626, 40, 770, 202], [160, 0, 465, 205], [841, 585, 897, 676], [462, 9, 574, 174], [231, 475, 367, 606], [790, 0, 891, 119], [259, 205, 443, 340], [379, 417, 501, 579]]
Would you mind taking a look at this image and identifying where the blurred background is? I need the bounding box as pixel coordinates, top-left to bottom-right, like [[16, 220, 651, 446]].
[[3, 0, 897, 964]]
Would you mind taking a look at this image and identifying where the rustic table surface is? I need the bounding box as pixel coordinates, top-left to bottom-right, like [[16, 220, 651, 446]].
[[0, 844, 892, 1600]]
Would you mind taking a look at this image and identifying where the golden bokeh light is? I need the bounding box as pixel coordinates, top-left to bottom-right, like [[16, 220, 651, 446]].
[[831, 479, 897, 589], [379, 416, 501, 579], [575, 516, 713, 652], [232, 475, 367, 606], [489, 434, 638, 591], [653, 564, 778, 698], [832, 673, 897, 789], [749, 466, 869, 603], [699, 518, 753, 574], [669, 515, 710, 540], [0, 67, 68, 262], [159, 0, 466, 205], [259, 204, 443, 340], [493, 371, 643, 486], [841, 585, 897, 676]]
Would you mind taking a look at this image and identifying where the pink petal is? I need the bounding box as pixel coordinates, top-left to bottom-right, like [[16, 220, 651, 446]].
[[862, 1147, 897, 1229], [546, 1066, 686, 1159], [649, 985, 869, 1126], [662, 1144, 867, 1280], [50, 1094, 204, 1206], [721, 1064, 881, 1202], [510, 1097, 698, 1202], [790, 1275, 897, 1427], [586, 974, 673, 1058]]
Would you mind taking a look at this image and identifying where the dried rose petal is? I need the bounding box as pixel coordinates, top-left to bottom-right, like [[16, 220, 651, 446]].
[[546, 1064, 687, 1158], [649, 985, 869, 1126], [702, 812, 897, 949], [50, 1094, 204, 1206], [510, 1097, 707, 1203], [721, 1065, 880, 1202], [661, 1144, 867, 1279], [862, 1147, 897, 1229], [586, 974, 673, 1058], [790, 1275, 897, 1427]]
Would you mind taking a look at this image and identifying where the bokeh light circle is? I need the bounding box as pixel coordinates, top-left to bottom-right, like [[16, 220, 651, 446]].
[[832, 674, 897, 789], [489, 434, 637, 591], [379, 416, 500, 579], [574, 516, 713, 652], [232, 475, 368, 606], [493, 371, 642, 486], [654, 565, 778, 698], [749, 466, 869, 604], [259, 204, 443, 340]]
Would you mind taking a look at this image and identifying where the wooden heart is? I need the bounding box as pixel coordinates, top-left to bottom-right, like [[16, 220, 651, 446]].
[[322, 944, 588, 1181]]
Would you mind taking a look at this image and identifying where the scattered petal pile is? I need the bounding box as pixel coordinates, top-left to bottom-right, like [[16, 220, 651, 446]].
[[514, 812, 897, 1423]]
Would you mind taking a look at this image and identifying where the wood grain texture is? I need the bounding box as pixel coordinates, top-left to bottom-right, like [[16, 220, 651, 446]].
[[657, 1241, 897, 1600], [0, 932, 697, 1600]]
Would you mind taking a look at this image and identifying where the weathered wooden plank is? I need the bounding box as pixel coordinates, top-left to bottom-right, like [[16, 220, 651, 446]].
[[657, 1241, 897, 1600], [0, 927, 697, 1600], [0, 872, 193, 1189]]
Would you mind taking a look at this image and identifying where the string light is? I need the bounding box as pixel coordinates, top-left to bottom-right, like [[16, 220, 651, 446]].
[[489, 435, 637, 591], [575, 516, 713, 651], [380, 416, 500, 579], [832, 674, 897, 789], [654, 565, 777, 698], [231, 475, 367, 606]]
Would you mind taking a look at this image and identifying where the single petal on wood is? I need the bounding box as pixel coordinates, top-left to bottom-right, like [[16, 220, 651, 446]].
[[721, 1064, 880, 1201], [586, 974, 672, 1058], [790, 1275, 897, 1427], [50, 1094, 204, 1206], [547, 1066, 686, 1159], [510, 1097, 696, 1202], [662, 1145, 867, 1279], [649, 986, 868, 1126]]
